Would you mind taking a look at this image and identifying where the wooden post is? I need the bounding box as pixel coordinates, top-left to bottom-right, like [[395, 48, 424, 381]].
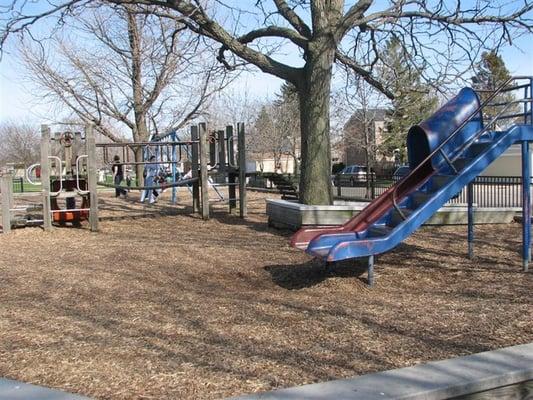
[[191, 125, 200, 213], [209, 132, 217, 167], [226, 125, 237, 213], [238, 122, 247, 218], [228, 173, 237, 214], [199, 123, 209, 220], [170, 131, 177, 204], [41, 125, 52, 231], [86, 124, 99, 232], [217, 129, 226, 173], [1, 172, 12, 233]]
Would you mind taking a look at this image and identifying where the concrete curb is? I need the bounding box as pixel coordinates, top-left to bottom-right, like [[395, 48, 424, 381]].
[[266, 199, 518, 230], [230, 343, 533, 400], [0, 378, 90, 400]]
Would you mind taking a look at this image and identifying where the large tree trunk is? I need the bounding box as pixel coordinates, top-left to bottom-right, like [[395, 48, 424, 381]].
[[132, 116, 149, 186], [127, 6, 148, 187], [133, 147, 144, 186], [298, 37, 335, 205]]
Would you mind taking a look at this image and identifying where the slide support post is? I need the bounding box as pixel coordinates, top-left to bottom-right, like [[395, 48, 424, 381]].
[[467, 181, 474, 259], [367, 255, 374, 287], [521, 140, 530, 272]]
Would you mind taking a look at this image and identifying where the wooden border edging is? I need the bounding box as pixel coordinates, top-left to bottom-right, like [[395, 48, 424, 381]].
[[230, 343, 533, 400]]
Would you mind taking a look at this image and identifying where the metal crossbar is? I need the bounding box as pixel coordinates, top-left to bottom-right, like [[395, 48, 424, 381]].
[[95, 141, 196, 147]]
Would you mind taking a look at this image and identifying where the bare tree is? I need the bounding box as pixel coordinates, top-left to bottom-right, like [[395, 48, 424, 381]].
[[273, 83, 300, 176], [207, 87, 261, 130], [249, 104, 284, 172], [337, 74, 385, 198], [0, 122, 40, 167], [246, 85, 300, 175], [18, 3, 231, 182], [2, 0, 532, 203]]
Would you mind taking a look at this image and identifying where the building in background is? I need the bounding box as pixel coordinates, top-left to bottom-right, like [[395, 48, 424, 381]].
[[342, 108, 396, 173]]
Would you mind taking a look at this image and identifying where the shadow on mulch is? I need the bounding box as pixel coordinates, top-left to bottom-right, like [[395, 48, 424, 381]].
[[210, 209, 294, 237], [265, 258, 370, 290], [98, 196, 194, 221]]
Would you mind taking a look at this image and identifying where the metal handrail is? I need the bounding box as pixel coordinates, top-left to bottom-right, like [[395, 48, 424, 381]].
[[49, 156, 63, 196], [226, 134, 238, 168], [75, 155, 90, 195], [391, 76, 533, 219], [25, 163, 42, 186], [450, 98, 533, 160]]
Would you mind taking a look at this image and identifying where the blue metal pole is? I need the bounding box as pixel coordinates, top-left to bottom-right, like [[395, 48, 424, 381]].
[[367, 255, 374, 287], [467, 181, 474, 259], [523, 84, 528, 124], [521, 140, 530, 272], [171, 131, 177, 204], [530, 78, 533, 125]]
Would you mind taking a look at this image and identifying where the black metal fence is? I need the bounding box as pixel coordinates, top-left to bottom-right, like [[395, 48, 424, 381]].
[[334, 175, 395, 200], [335, 175, 528, 208], [447, 176, 525, 207], [12, 177, 25, 193], [247, 173, 298, 190], [13, 171, 524, 207], [10, 177, 41, 193]]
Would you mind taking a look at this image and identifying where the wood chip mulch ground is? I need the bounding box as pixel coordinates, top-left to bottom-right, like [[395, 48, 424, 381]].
[[0, 190, 532, 399]]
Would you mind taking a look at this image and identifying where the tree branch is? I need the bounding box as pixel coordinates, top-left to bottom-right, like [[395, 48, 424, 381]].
[[336, 0, 373, 41], [237, 25, 308, 48], [272, 0, 312, 38], [335, 51, 394, 100], [134, 0, 303, 84]]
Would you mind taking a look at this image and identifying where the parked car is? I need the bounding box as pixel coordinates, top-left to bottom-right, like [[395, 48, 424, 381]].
[[392, 165, 411, 182], [334, 165, 375, 186]]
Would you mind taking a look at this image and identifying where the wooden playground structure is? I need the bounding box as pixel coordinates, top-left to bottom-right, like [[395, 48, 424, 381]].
[[0, 122, 248, 233]]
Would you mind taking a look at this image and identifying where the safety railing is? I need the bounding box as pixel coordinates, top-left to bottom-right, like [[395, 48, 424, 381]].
[[75, 155, 90, 194], [335, 175, 530, 208], [391, 76, 533, 219]]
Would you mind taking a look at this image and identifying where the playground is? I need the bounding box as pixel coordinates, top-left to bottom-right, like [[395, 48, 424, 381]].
[[0, 190, 531, 399]]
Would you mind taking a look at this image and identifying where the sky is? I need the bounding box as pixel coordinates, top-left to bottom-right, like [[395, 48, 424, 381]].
[[0, 1, 532, 125]]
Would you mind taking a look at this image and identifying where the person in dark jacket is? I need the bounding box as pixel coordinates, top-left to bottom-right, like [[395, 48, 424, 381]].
[[112, 155, 127, 198]]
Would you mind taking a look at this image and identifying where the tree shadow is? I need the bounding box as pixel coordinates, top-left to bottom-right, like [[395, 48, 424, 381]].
[[264, 258, 370, 289], [97, 196, 192, 221], [209, 209, 294, 237]]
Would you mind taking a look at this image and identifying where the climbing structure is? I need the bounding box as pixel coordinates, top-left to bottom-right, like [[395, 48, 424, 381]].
[[96, 122, 248, 219], [40, 125, 99, 230], [0, 124, 99, 232], [291, 76, 533, 283]]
